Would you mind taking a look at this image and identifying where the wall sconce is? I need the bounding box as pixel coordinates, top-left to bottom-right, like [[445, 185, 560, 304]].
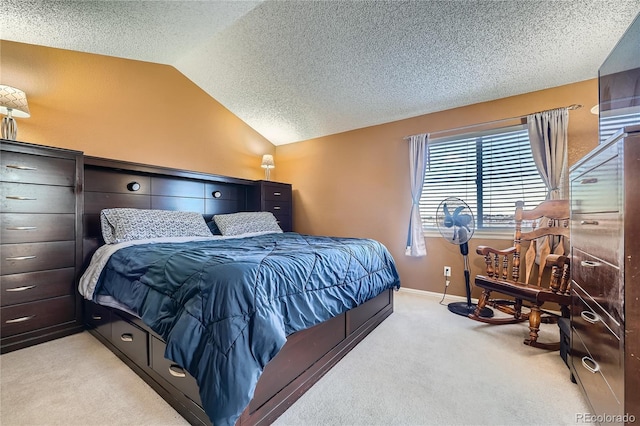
[[261, 154, 275, 180], [0, 85, 30, 141]]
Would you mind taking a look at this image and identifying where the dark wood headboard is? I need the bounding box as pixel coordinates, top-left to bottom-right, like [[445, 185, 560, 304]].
[[82, 156, 257, 267]]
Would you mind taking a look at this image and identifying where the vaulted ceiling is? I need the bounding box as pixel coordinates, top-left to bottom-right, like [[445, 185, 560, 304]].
[[3, 1, 640, 145]]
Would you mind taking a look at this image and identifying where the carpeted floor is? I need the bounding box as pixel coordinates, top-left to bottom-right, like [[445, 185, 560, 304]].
[[1, 290, 592, 425]]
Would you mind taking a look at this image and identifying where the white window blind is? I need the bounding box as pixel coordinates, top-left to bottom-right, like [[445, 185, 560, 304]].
[[599, 110, 640, 143], [420, 125, 547, 230]]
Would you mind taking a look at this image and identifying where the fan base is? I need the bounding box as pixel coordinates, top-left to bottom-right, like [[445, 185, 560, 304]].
[[448, 302, 494, 318]]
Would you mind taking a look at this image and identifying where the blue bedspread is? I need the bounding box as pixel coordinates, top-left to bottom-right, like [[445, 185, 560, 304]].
[[92, 232, 400, 425]]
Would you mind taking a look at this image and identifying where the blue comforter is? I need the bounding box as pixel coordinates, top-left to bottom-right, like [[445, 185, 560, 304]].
[[92, 232, 400, 425]]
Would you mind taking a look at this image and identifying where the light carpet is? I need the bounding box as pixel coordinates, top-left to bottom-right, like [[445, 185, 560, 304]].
[[1, 290, 592, 425]]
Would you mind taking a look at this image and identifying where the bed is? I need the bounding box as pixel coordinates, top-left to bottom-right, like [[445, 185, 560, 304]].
[[79, 156, 400, 425]]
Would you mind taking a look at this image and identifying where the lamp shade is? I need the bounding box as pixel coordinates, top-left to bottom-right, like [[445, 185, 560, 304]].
[[261, 154, 275, 169], [0, 85, 30, 118]]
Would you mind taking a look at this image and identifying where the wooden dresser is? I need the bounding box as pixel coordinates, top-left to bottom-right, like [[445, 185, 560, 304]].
[[250, 180, 293, 232], [1, 140, 84, 353], [569, 126, 640, 423]]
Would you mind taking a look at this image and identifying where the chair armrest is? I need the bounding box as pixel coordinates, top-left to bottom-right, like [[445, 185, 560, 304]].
[[476, 245, 517, 256], [545, 254, 570, 268]]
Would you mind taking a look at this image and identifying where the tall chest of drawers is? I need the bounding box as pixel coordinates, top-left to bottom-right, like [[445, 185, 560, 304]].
[[250, 180, 293, 232], [1, 140, 84, 353], [569, 126, 640, 423]]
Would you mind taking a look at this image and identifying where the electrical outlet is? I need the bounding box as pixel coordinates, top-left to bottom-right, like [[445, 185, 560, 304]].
[[444, 266, 452, 277]]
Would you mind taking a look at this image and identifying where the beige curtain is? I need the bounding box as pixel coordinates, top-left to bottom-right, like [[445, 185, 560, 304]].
[[527, 107, 569, 199], [526, 107, 569, 265], [405, 133, 429, 257]]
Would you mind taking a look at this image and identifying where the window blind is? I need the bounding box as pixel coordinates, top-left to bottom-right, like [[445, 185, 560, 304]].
[[599, 111, 640, 143], [420, 125, 547, 230]]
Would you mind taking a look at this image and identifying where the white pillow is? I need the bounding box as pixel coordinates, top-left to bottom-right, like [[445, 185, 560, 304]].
[[213, 212, 283, 236], [100, 208, 212, 244]]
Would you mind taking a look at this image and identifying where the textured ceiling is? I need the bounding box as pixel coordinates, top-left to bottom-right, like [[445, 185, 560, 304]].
[[2, 1, 640, 145]]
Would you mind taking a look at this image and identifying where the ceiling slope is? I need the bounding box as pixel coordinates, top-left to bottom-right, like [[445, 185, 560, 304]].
[[3, 1, 640, 145]]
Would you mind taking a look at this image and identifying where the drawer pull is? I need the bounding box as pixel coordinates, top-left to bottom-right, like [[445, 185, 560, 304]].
[[120, 333, 134, 342], [5, 315, 35, 324], [5, 226, 38, 231], [580, 310, 601, 324], [91, 314, 102, 321], [273, 206, 281, 210], [273, 192, 282, 196], [5, 255, 37, 261], [580, 260, 601, 268], [580, 220, 599, 226], [581, 356, 600, 374], [5, 285, 37, 292], [6, 164, 37, 171], [580, 178, 598, 184], [6, 196, 37, 201], [168, 364, 187, 378]]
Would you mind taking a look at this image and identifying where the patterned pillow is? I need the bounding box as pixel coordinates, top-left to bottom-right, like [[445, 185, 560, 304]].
[[213, 212, 283, 236], [100, 208, 212, 244]]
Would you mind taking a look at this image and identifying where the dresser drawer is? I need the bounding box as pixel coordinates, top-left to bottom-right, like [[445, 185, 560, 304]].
[[1, 213, 75, 244], [1, 183, 76, 214], [261, 183, 291, 202], [112, 314, 148, 367], [264, 199, 291, 215], [150, 336, 202, 405], [1, 268, 75, 306], [571, 326, 623, 419], [273, 213, 291, 232], [570, 213, 621, 266], [571, 249, 622, 327], [1, 241, 75, 275], [571, 155, 620, 214], [0, 295, 76, 337], [1, 151, 75, 186]]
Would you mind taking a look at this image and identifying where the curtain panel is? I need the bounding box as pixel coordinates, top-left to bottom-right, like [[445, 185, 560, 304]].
[[527, 107, 569, 200], [527, 107, 569, 259], [405, 133, 429, 257]]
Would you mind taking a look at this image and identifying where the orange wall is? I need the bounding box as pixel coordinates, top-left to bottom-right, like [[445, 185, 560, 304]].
[[0, 41, 275, 180], [276, 80, 600, 296], [1, 40, 600, 296]]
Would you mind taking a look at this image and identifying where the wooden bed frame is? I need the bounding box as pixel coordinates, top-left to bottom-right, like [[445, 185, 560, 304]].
[[80, 156, 395, 425]]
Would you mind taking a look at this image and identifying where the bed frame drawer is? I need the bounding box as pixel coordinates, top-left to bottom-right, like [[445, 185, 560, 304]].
[[112, 313, 149, 367], [347, 290, 391, 334], [249, 312, 345, 413], [150, 336, 202, 405], [84, 301, 112, 340]]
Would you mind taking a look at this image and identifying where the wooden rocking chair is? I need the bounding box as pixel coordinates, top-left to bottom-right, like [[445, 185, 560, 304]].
[[468, 199, 571, 350]]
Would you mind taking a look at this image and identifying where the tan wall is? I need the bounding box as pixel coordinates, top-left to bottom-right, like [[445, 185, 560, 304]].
[[276, 80, 600, 296], [0, 41, 275, 180], [1, 40, 599, 297]]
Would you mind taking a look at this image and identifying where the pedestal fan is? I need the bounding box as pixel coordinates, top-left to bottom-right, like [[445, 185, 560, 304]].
[[436, 197, 493, 318]]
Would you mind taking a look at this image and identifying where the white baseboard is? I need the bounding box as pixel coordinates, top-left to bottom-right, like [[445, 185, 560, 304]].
[[397, 286, 479, 303]]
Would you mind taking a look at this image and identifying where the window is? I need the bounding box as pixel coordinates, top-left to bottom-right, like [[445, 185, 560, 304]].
[[599, 110, 640, 143], [420, 125, 547, 230]]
